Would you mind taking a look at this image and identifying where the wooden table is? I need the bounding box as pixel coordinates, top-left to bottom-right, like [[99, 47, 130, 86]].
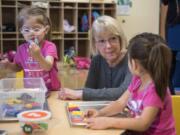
[[0, 92, 123, 135]]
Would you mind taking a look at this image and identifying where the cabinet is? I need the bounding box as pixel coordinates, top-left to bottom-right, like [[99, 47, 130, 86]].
[[0, 0, 116, 61]]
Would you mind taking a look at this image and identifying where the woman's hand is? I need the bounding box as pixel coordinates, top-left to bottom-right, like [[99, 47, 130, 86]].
[[85, 117, 111, 130], [58, 88, 82, 100]]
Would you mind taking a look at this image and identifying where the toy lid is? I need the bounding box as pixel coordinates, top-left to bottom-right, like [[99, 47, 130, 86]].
[[17, 110, 51, 122]]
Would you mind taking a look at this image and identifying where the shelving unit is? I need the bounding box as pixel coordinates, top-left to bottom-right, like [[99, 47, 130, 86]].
[[0, 0, 116, 61]]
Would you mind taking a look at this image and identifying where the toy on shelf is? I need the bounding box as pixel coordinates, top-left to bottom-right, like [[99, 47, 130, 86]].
[[63, 46, 76, 66], [63, 19, 75, 33], [81, 13, 88, 32], [0, 50, 16, 62], [63, 46, 91, 69], [73, 56, 91, 69]]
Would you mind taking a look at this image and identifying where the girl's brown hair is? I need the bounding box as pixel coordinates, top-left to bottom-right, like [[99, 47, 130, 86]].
[[17, 7, 51, 29], [128, 33, 172, 100]]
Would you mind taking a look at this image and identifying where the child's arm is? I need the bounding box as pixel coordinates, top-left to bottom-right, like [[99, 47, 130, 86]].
[[86, 106, 159, 131], [111, 106, 159, 131], [36, 54, 54, 71], [85, 90, 130, 118], [98, 90, 130, 117], [29, 44, 54, 71]]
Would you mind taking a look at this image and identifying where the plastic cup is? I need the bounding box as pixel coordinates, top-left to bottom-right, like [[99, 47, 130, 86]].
[[17, 110, 51, 134]]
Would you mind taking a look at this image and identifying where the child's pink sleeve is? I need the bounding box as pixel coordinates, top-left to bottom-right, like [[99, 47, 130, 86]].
[[128, 76, 139, 92], [43, 42, 58, 60]]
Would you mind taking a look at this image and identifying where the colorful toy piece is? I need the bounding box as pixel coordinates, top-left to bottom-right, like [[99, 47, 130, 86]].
[[70, 111, 84, 123], [81, 13, 88, 32], [71, 116, 84, 123], [68, 107, 80, 112], [73, 56, 91, 69], [7, 98, 22, 105], [24, 104, 33, 109], [68, 103, 85, 124], [68, 103, 80, 112], [2, 93, 42, 117], [71, 111, 83, 116], [22, 122, 48, 134]]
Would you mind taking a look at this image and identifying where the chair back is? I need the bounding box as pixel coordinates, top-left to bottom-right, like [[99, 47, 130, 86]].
[[172, 96, 180, 135]]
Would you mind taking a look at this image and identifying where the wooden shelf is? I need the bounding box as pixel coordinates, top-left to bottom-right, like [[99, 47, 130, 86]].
[[0, 0, 116, 61]]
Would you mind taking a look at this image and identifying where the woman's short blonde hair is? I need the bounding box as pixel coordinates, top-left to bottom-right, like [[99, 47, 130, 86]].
[[91, 15, 127, 55]]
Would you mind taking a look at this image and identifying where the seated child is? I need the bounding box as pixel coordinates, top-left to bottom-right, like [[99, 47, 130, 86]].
[[84, 33, 176, 135], [0, 7, 61, 96]]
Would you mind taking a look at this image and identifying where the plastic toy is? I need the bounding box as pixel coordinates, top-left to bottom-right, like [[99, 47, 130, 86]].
[[2, 93, 41, 117], [68, 103, 84, 124], [68, 103, 80, 112], [64, 46, 76, 66], [92, 11, 100, 23], [17, 110, 51, 134], [63, 19, 75, 32], [22, 122, 48, 134], [73, 56, 91, 69], [81, 13, 88, 32], [0, 50, 16, 62]]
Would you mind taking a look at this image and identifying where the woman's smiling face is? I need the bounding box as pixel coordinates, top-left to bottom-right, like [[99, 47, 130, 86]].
[[95, 31, 121, 64]]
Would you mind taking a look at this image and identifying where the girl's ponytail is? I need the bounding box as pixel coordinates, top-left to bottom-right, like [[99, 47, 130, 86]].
[[147, 44, 172, 100]]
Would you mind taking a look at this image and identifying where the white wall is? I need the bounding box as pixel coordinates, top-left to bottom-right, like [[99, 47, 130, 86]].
[[117, 0, 160, 41]]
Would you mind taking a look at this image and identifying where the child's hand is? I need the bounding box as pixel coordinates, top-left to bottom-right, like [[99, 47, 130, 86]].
[[29, 42, 41, 60], [0, 59, 10, 78], [84, 117, 110, 130], [83, 109, 99, 118], [0, 58, 10, 69]]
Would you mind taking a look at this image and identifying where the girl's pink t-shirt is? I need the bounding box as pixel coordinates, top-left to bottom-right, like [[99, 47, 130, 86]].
[[14, 40, 61, 91], [127, 76, 176, 135]]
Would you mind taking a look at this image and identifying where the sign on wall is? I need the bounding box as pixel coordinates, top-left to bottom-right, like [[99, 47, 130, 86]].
[[117, 0, 132, 16]]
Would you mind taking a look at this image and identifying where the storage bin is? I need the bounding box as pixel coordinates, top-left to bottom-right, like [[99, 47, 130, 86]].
[[0, 78, 47, 120]]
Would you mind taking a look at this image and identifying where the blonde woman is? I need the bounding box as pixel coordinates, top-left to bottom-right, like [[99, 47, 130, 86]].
[[59, 16, 131, 101]]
